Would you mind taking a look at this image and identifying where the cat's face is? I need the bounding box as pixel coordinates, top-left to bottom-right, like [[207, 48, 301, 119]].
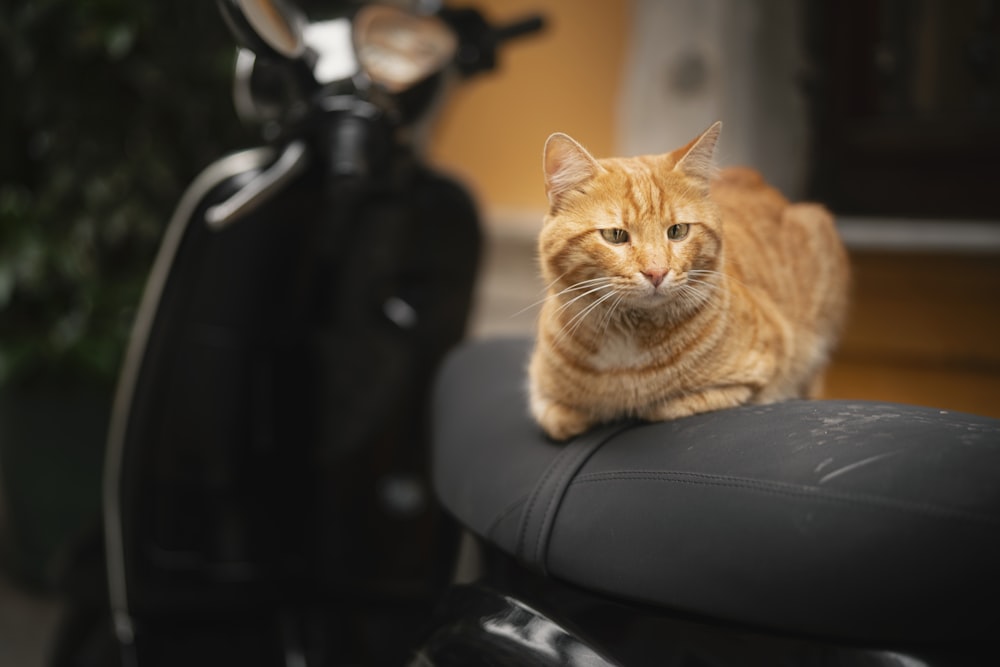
[[539, 124, 724, 314]]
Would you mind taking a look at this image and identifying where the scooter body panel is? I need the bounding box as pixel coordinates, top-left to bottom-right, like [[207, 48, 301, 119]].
[[415, 550, 995, 667], [105, 145, 481, 662]]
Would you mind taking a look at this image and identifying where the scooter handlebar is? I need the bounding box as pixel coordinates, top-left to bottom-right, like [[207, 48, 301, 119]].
[[440, 8, 547, 76], [493, 15, 547, 45]]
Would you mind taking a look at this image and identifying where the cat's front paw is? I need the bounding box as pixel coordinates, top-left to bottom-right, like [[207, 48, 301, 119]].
[[531, 399, 593, 442]]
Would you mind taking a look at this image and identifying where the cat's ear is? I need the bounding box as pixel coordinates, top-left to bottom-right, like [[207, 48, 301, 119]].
[[544, 133, 602, 211], [674, 121, 722, 185]]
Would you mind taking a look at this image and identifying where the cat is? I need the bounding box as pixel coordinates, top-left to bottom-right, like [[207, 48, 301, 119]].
[[528, 122, 850, 441]]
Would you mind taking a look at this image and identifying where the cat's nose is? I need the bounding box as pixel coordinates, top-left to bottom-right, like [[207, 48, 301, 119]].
[[642, 269, 667, 287]]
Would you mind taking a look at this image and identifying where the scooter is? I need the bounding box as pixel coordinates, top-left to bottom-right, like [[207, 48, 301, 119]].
[[97, 1, 542, 665]]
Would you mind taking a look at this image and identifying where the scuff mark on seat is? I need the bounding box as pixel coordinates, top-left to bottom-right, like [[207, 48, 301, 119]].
[[818, 450, 900, 485]]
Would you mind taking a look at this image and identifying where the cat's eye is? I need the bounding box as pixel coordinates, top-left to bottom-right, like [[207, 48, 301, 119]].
[[600, 228, 630, 245], [667, 223, 690, 241]]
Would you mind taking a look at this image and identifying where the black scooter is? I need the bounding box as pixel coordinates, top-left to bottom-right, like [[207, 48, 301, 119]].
[[96, 1, 1000, 665], [99, 1, 541, 665]]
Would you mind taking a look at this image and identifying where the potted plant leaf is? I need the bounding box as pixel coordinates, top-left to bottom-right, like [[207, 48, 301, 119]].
[[0, 0, 250, 590]]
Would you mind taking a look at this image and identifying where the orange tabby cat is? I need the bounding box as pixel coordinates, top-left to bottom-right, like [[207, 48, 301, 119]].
[[528, 122, 850, 441]]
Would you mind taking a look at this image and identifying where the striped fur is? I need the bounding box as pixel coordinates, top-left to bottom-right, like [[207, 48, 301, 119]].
[[529, 123, 850, 441]]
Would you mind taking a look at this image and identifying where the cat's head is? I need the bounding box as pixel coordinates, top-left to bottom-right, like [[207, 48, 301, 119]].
[[539, 122, 724, 314]]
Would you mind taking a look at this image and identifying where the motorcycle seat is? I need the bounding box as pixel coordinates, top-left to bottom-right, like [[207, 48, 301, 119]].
[[432, 337, 1000, 641]]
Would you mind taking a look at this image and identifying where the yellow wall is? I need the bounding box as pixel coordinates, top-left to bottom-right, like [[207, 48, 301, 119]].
[[428, 0, 632, 214]]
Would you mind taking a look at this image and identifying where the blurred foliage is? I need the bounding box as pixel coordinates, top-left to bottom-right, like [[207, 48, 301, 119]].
[[0, 1, 255, 388]]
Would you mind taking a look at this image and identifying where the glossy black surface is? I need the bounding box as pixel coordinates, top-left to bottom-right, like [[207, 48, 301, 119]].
[[413, 585, 615, 666], [413, 546, 996, 667]]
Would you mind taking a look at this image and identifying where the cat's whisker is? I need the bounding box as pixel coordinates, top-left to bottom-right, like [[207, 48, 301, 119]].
[[688, 269, 748, 291], [510, 277, 614, 318], [539, 269, 575, 296], [689, 283, 713, 303], [553, 277, 617, 297], [564, 291, 620, 341], [683, 279, 719, 293], [597, 293, 627, 338], [512, 270, 580, 317], [553, 289, 620, 344], [552, 281, 616, 316], [585, 290, 622, 339], [684, 278, 721, 300], [559, 290, 616, 335], [685, 271, 722, 283], [543, 276, 612, 302], [676, 283, 712, 310]]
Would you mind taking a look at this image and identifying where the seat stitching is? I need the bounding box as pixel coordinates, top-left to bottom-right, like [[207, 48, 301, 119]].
[[517, 424, 634, 570], [573, 470, 1000, 527], [534, 443, 596, 564], [516, 452, 561, 560]]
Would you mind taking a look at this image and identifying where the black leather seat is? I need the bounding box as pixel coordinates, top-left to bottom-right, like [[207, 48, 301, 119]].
[[432, 337, 1000, 641]]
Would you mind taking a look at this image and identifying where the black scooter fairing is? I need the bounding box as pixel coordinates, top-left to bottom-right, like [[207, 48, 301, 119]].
[[105, 142, 481, 663], [429, 337, 1000, 663], [416, 575, 994, 667]]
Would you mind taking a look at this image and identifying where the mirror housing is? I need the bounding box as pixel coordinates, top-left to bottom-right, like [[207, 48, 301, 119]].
[[218, 0, 307, 60]]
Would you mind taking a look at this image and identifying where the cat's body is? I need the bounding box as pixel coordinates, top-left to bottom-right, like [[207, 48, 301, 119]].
[[528, 123, 850, 441]]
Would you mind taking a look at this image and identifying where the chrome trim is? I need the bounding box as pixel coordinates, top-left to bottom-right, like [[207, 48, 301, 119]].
[[233, 0, 307, 60], [102, 147, 275, 644], [205, 140, 308, 228], [233, 48, 261, 126]]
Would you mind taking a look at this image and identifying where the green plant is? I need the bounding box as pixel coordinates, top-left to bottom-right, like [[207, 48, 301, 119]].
[[0, 0, 253, 388]]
